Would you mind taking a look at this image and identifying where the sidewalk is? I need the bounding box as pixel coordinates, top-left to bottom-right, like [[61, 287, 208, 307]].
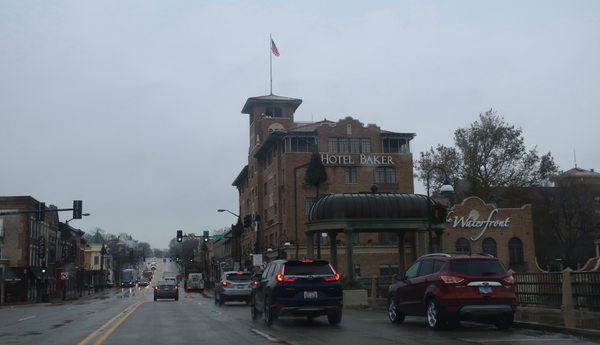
[[0, 288, 119, 309], [514, 306, 600, 339], [368, 298, 600, 339]]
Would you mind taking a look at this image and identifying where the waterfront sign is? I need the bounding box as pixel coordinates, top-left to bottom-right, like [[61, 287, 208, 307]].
[[320, 153, 395, 166], [447, 209, 510, 241]]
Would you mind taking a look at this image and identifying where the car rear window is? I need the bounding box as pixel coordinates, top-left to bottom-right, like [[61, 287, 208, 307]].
[[450, 259, 506, 276], [284, 261, 333, 275], [225, 273, 252, 281]]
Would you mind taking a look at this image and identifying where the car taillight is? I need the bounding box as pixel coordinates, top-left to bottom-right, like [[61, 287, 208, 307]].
[[154, 286, 159, 290], [275, 274, 298, 283], [175, 285, 179, 289], [222, 280, 231, 287], [503, 275, 515, 285], [251, 280, 259, 286], [439, 275, 465, 284], [323, 273, 340, 282]]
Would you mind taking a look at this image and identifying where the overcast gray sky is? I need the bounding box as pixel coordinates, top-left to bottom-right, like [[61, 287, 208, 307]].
[[1, 1, 599, 248]]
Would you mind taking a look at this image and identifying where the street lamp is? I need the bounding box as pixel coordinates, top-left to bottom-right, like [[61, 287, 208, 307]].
[[217, 209, 242, 270], [217, 209, 239, 217], [66, 213, 91, 225], [425, 167, 454, 253]]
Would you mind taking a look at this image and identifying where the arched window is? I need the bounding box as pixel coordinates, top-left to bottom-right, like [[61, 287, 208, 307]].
[[508, 237, 524, 265], [482, 237, 497, 257], [455, 237, 470, 253]]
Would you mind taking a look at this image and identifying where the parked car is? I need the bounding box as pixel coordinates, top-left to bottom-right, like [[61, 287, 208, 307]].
[[251, 259, 343, 326], [215, 271, 253, 306], [387, 253, 516, 330], [186, 273, 205, 292], [154, 280, 179, 301]]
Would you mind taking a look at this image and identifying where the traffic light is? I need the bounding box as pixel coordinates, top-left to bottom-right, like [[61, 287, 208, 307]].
[[176, 230, 183, 242], [36, 202, 46, 222], [40, 266, 47, 274], [73, 200, 83, 219], [243, 215, 252, 228], [37, 238, 46, 259], [203, 230, 209, 243]]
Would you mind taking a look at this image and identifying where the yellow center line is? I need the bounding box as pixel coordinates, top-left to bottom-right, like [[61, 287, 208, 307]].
[[77, 300, 142, 345], [92, 300, 144, 345]]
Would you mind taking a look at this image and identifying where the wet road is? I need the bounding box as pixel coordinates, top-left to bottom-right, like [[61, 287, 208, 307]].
[[1, 259, 598, 345]]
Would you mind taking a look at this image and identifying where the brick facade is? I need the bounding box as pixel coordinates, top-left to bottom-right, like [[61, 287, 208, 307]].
[[233, 94, 417, 277]]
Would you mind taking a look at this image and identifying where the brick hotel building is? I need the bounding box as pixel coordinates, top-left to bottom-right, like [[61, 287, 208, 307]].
[[232, 93, 418, 277]]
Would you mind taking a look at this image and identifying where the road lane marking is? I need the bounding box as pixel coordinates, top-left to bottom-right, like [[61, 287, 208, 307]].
[[93, 300, 143, 345], [18, 315, 36, 322], [77, 301, 141, 345], [251, 329, 279, 342]]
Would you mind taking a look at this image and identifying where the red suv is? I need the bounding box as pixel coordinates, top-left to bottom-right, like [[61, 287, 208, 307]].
[[387, 253, 516, 330]]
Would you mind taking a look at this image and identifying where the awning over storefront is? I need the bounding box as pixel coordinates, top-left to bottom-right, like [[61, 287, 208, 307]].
[[2, 267, 24, 283]]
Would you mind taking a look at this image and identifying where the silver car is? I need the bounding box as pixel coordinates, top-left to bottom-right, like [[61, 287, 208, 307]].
[[214, 271, 253, 306]]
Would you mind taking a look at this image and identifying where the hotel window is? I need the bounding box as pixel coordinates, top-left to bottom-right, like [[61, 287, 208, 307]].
[[375, 167, 396, 184], [482, 237, 497, 257], [344, 167, 357, 184], [455, 237, 470, 253], [382, 138, 408, 153], [94, 255, 99, 265], [338, 138, 349, 153], [328, 138, 338, 153], [305, 197, 317, 214], [289, 137, 316, 152], [509, 237, 524, 265], [265, 106, 282, 117], [354, 264, 361, 278], [361, 139, 371, 153], [349, 138, 361, 153]]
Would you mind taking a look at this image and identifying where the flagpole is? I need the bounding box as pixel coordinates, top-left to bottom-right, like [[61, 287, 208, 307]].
[[269, 34, 273, 95]]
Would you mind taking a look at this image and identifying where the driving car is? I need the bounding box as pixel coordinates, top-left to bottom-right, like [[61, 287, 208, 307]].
[[387, 253, 516, 330], [138, 277, 150, 287], [251, 259, 343, 326], [215, 271, 253, 306], [185, 273, 205, 292], [154, 280, 179, 301]]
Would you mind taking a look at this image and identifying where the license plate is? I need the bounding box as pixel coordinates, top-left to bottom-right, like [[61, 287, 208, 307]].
[[479, 286, 492, 294], [237, 285, 245, 289], [304, 291, 318, 299]]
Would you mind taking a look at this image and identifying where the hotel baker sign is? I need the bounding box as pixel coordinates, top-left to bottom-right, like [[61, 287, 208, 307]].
[[320, 153, 395, 166]]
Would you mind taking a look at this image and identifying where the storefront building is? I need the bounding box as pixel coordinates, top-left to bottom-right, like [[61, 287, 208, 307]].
[[232, 93, 418, 277], [442, 196, 536, 272]]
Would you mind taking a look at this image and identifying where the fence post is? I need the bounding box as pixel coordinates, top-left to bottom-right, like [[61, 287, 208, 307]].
[[561, 268, 573, 312], [371, 278, 377, 298]]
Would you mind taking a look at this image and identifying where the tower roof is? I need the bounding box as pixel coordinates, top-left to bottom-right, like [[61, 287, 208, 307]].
[[241, 94, 302, 114]]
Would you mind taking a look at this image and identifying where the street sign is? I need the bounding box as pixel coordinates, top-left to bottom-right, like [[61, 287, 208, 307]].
[[60, 272, 69, 280], [252, 254, 263, 267]]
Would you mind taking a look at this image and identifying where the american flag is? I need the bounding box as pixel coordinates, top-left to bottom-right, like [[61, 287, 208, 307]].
[[271, 38, 280, 57]]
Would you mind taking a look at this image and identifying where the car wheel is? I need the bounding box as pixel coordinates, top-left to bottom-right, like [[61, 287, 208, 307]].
[[426, 298, 445, 329], [327, 309, 342, 325], [495, 313, 514, 330], [251, 296, 259, 321], [219, 294, 224, 306], [264, 299, 276, 327], [174, 295, 178, 301], [388, 298, 405, 324], [153, 297, 157, 302]]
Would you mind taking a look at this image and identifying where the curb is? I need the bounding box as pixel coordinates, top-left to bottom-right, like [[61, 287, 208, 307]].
[[514, 321, 600, 340]]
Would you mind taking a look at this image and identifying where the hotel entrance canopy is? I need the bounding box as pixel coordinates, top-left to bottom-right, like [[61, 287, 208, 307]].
[[306, 193, 445, 279]]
